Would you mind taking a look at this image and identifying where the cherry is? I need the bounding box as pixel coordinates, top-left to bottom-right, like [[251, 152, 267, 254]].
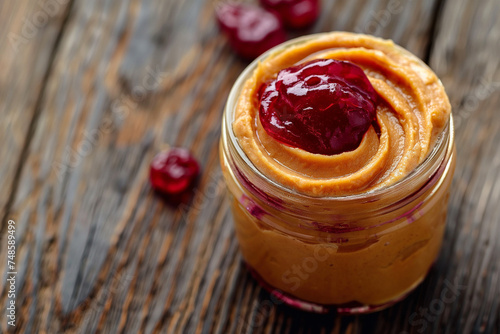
[[260, 0, 319, 29], [215, 2, 286, 59], [259, 59, 378, 155], [149, 148, 200, 196]]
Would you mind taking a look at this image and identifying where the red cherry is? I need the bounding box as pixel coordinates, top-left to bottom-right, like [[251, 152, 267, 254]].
[[215, 2, 286, 59], [260, 0, 320, 29], [149, 148, 200, 196], [259, 59, 378, 155]]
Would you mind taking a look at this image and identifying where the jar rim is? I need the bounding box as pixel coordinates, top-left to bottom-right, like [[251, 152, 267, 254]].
[[223, 32, 454, 204]]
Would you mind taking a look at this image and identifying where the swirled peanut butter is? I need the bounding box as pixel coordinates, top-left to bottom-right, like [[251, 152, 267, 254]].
[[233, 32, 451, 196]]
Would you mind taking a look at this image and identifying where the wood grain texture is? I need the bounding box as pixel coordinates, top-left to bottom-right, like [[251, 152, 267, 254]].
[[0, 0, 72, 229], [427, 0, 500, 332], [0, 0, 498, 333]]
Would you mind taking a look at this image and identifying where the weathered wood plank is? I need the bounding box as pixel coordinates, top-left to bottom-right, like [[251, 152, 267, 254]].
[[2, 0, 237, 332], [3, 0, 499, 333], [426, 0, 500, 332], [0, 0, 72, 227]]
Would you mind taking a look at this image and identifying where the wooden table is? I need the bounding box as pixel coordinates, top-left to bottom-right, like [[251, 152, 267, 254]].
[[1, 0, 499, 333]]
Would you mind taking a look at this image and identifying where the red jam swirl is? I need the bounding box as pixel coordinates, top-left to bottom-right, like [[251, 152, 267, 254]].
[[258, 59, 378, 155]]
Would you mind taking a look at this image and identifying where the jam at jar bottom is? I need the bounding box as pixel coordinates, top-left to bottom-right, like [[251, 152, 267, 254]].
[[245, 262, 430, 314]]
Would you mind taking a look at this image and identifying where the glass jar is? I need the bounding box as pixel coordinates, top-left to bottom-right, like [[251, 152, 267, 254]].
[[219, 35, 456, 314]]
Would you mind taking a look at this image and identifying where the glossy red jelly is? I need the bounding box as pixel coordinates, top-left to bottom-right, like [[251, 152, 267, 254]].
[[260, 0, 319, 29], [215, 2, 286, 59], [259, 59, 378, 155], [150, 148, 200, 196]]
